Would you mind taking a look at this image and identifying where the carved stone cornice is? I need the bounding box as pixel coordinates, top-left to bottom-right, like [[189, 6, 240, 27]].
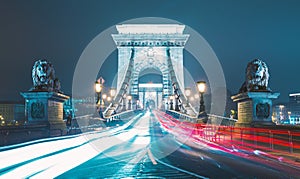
[[112, 34, 189, 47]]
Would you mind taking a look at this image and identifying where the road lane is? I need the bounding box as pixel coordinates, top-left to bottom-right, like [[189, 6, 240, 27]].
[[1, 111, 300, 178]]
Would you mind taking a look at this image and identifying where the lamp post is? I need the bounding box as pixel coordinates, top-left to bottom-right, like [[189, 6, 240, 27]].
[[107, 96, 112, 102], [122, 94, 126, 111], [136, 100, 139, 110], [95, 81, 103, 118], [172, 83, 180, 112], [110, 88, 116, 99], [127, 95, 132, 110], [197, 81, 206, 118], [174, 94, 180, 111], [169, 95, 174, 110], [185, 88, 191, 107], [102, 93, 107, 109]]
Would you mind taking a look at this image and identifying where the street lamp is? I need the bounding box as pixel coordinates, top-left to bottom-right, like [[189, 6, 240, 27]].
[[197, 81, 206, 118], [172, 83, 180, 112], [122, 94, 126, 111], [279, 105, 284, 122], [102, 93, 107, 108], [185, 88, 191, 107], [95, 81, 103, 118], [169, 95, 174, 110], [136, 100, 139, 110], [110, 88, 116, 98], [127, 95, 132, 110]]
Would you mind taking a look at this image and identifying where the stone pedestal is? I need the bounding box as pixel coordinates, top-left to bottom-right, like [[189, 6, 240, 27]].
[[21, 92, 69, 135], [231, 92, 280, 127]]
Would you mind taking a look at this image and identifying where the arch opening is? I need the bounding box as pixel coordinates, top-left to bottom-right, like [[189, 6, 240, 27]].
[[137, 67, 164, 110]]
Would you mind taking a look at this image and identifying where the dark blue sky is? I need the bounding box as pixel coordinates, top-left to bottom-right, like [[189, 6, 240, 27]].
[[0, 0, 300, 102]]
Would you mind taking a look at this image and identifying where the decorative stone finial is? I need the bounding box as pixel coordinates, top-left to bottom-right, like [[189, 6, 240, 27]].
[[239, 59, 270, 93], [30, 59, 61, 92]]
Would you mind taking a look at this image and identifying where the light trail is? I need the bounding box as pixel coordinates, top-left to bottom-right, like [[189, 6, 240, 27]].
[[0, 113, 145, 178], [154, 110, 300, 171]]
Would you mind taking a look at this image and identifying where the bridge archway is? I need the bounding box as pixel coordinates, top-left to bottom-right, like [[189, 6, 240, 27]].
[[138, 68, 163, 110], [103, 24, 198, 116]]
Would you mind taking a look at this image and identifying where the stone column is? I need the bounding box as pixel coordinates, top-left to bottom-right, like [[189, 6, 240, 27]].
[[21, 92, 69, 135], [231, 92, 279, 127]]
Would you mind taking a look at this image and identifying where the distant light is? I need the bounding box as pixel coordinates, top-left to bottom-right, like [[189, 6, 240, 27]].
[[185, 88, 191, 97], [139, 83, 163, 88], [253, 150, 261, 155], [102, 94, 107, 100], [289, 93, 300, 97], [110, 88, 116, 97]]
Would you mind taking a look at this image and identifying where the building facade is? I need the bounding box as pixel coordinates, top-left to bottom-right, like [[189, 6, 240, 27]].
[[0, 101, 25, 125], [273, 93, 300, 125]]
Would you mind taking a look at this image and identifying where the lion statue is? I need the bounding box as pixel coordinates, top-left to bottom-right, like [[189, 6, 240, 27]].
[[239, 59, 270, 93], [30, 59, 61, 92]]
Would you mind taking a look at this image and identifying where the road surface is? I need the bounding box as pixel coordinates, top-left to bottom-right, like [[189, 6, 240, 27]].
[[1, 111, 300, 178]]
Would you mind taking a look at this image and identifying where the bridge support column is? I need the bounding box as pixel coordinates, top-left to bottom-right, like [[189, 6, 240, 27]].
[[232, 92, 279, 127], [21, 92, 69, 136]]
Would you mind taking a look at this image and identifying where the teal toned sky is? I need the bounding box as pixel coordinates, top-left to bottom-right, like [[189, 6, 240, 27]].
[[0, 0, 300, 103]]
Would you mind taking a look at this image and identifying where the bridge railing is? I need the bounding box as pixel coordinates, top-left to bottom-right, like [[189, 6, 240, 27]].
[[207, 114, 237, 126], [103, 110, 136, 122], [157, 110, 300, 157], [165, 110, 237, 126], [165, 110, 197, 123], [69, 110, 140, 134]]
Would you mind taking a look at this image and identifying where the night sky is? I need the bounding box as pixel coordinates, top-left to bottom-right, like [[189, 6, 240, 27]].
[[0, 0, 300, 103]]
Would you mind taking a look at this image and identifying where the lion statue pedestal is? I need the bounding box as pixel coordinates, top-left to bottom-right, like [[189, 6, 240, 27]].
[[21, 60, 69, 136], [231, 59, 279, 127], [232, 92, 279, 127]]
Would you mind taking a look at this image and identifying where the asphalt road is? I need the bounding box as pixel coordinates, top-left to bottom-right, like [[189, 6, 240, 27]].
[[1, 111, 300, 178]]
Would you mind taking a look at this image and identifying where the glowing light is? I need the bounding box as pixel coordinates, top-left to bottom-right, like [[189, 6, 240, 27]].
[[185, 88, 191, 97], [102, 94, 107, 100], [289, 93, 300, 97], [95, 82, 102, 93], [197, 81, 206, 93], [110, 88, 116, 97], [138, 83, 163, 88]]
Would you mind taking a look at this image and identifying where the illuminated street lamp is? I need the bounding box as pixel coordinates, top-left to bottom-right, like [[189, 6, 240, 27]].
[[110, 88, 116, 98], [102, 94, 107, 107], [190, 97, 194, 102], [197, 81, 206, 118], [102, 93, 107, 100], [95, 81, 103, 118], [279, 105, 284, 121], [127, 95, 132, 110], [185, 88, 191, 107], [169, 95, 174, 110]]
